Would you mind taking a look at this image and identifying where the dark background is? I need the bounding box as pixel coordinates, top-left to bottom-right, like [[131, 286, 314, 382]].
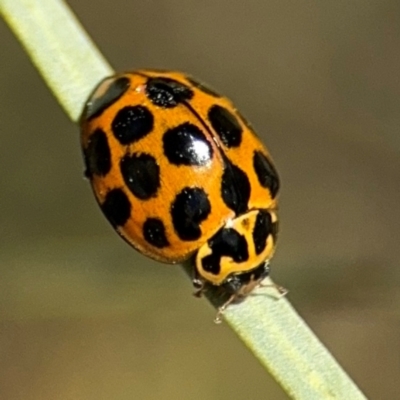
[[1, 1, 399, 399]]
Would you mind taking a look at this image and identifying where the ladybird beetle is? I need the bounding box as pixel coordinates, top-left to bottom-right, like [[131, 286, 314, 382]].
[[80, 70, 283, 321]]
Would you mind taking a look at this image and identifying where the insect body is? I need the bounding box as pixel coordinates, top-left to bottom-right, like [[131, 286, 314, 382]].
[[80, 70, 281, 320]]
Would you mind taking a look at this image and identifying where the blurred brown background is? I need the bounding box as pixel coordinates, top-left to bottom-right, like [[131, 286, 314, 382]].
[[1, 1, 399, 399]]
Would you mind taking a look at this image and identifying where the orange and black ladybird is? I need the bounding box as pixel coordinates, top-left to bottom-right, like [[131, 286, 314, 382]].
[[80, 70, 283, 321]]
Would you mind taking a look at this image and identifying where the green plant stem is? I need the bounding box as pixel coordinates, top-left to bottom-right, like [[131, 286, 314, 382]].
[[0, 0, 368, 399], [0, 0, 113, 122]]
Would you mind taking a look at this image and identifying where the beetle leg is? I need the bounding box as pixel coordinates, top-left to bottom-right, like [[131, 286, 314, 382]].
[[214, 293, 237, 324], [258, 281, 288, 297]]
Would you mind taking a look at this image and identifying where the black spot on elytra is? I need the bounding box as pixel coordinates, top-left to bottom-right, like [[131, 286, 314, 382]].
[[171, 187, 211, 241], [163, 123, 213, 166], [145, 77, 194, 108], [84, 76, 130, 120], [143, 218, 169, 248], [253, 151, 280, 198], [83, 128, 111, 177], [253, 210, 273, 255], [208, 104, 243, 148], [120, 153, 160, 200], [200, 228, 249, 275], [221, 157, 251, 215], [186, 76, 221, 97], [111, 105, 154, 145], [101, 188, 131, 227]]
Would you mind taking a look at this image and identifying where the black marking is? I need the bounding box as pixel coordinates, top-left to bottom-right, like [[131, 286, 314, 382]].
[[201, 228, 249, 275], [84, 76, 130, 120], [221, 157, 251, 215], [222, 262, 270, 294], [253, 210, 273, 255], [145, 77, 194, 108], [143, 218, 169, 248], [101, 188, 131, 227], [111, 105, 154, 145], [171, 187, 211, 241], [120, 153, 160, 200], [83, 128, 111, 177], [208, 104, 243, 148], [186, 76, 221, 97], [253, 151, 280, 198], [163, 122, 213, 166]]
